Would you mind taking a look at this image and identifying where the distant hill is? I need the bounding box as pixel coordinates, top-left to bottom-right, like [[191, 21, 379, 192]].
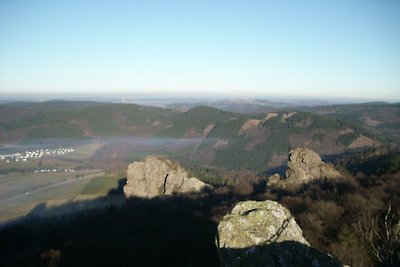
[[305, 102, 400, 144], [0, 101, 393, 172], [167, 98, 331, 114]]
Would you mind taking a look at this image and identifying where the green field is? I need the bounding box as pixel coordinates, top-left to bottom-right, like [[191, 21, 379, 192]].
[[0, 141, 124, 223], [0, 159, 41, 173], [81, 176, 122, 195], [0, 172, 78, 201], [0, 170, 118, 223]]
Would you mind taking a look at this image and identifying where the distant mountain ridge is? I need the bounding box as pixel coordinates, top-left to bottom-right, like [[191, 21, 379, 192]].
[[0, 100, 396, 172], [166, 98, 332, 113]]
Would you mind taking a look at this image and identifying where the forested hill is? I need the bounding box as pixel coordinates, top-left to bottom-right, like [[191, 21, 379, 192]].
[[0, 101, 393, 172], [305, 102, 400, 144]]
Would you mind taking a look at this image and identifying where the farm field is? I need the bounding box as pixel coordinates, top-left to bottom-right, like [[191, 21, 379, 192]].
[[0, 141, 127, 224], [0, 170, 117, 223]]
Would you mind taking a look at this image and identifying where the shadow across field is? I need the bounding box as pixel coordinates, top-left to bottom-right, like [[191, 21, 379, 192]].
[[108, 177, 127, 195], [0, 187, 343, 267], [0, 190, 235, 267]]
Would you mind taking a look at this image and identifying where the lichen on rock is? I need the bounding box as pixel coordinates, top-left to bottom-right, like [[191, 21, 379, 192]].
[[217, 200, 308, 250], [123, 156, 209, 198], [286, 148, 341, 182], [217, 200, 342, 267], [267, 147, 342, 189]]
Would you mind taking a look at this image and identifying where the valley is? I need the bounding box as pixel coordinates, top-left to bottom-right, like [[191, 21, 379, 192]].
[[0, 100, 398, 223], [1, 100, 396, 173], [0, 141, 122, 223], [0, 100, 399, 267]]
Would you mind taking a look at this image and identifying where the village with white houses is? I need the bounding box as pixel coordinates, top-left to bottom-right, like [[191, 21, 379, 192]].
[[0, 147, 75, 163]]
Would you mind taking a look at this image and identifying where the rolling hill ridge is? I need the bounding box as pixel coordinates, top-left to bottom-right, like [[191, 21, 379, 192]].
[[0, 101, 393, 172]]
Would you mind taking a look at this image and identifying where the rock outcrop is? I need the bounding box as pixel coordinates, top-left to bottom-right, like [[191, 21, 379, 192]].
[[286, 148, 341, 182], [267, 148, 341, 188], [217, 200, 308, 248], [123, 156, 209, 198], [266, 173, 282, 188], [217, 200, 342, 267]]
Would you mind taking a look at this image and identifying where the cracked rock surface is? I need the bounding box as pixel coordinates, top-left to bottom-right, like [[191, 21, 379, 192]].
[[285, 148, 341, 183], [217, 200, 308, 249], [267, 148, 342, 189], [123, 156, 208, 198], [217, 200, 342, 267]]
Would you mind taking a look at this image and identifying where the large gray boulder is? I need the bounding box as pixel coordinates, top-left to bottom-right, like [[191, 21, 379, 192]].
[[217, 200, 342, 267], [217, 200, 308, 249], [267, 148, 341, 189], [123, 156, 208, 198], [286, 148, 341, 183]]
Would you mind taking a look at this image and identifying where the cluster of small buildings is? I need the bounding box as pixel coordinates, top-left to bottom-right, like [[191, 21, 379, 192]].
[[34, 168, 75, 173], [0, 148, 74, 163]]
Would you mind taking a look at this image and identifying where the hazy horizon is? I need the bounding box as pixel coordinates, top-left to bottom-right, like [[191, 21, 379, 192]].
[[1, 92, 399, 105]]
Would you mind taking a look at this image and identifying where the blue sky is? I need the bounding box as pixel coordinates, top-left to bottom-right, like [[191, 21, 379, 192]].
[[0, 0, 399, 100]]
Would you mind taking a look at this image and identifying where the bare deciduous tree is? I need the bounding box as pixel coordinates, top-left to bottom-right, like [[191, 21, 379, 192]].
[[358, 202, 400, 266]]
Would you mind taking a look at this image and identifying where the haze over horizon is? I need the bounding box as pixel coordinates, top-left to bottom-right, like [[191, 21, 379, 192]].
[[1, 0, 399, 100]]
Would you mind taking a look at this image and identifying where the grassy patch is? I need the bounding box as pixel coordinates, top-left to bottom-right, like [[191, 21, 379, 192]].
[[0, 159, 40, 174], [81, 176, 120, 195], [39, 158, 80, 169]]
